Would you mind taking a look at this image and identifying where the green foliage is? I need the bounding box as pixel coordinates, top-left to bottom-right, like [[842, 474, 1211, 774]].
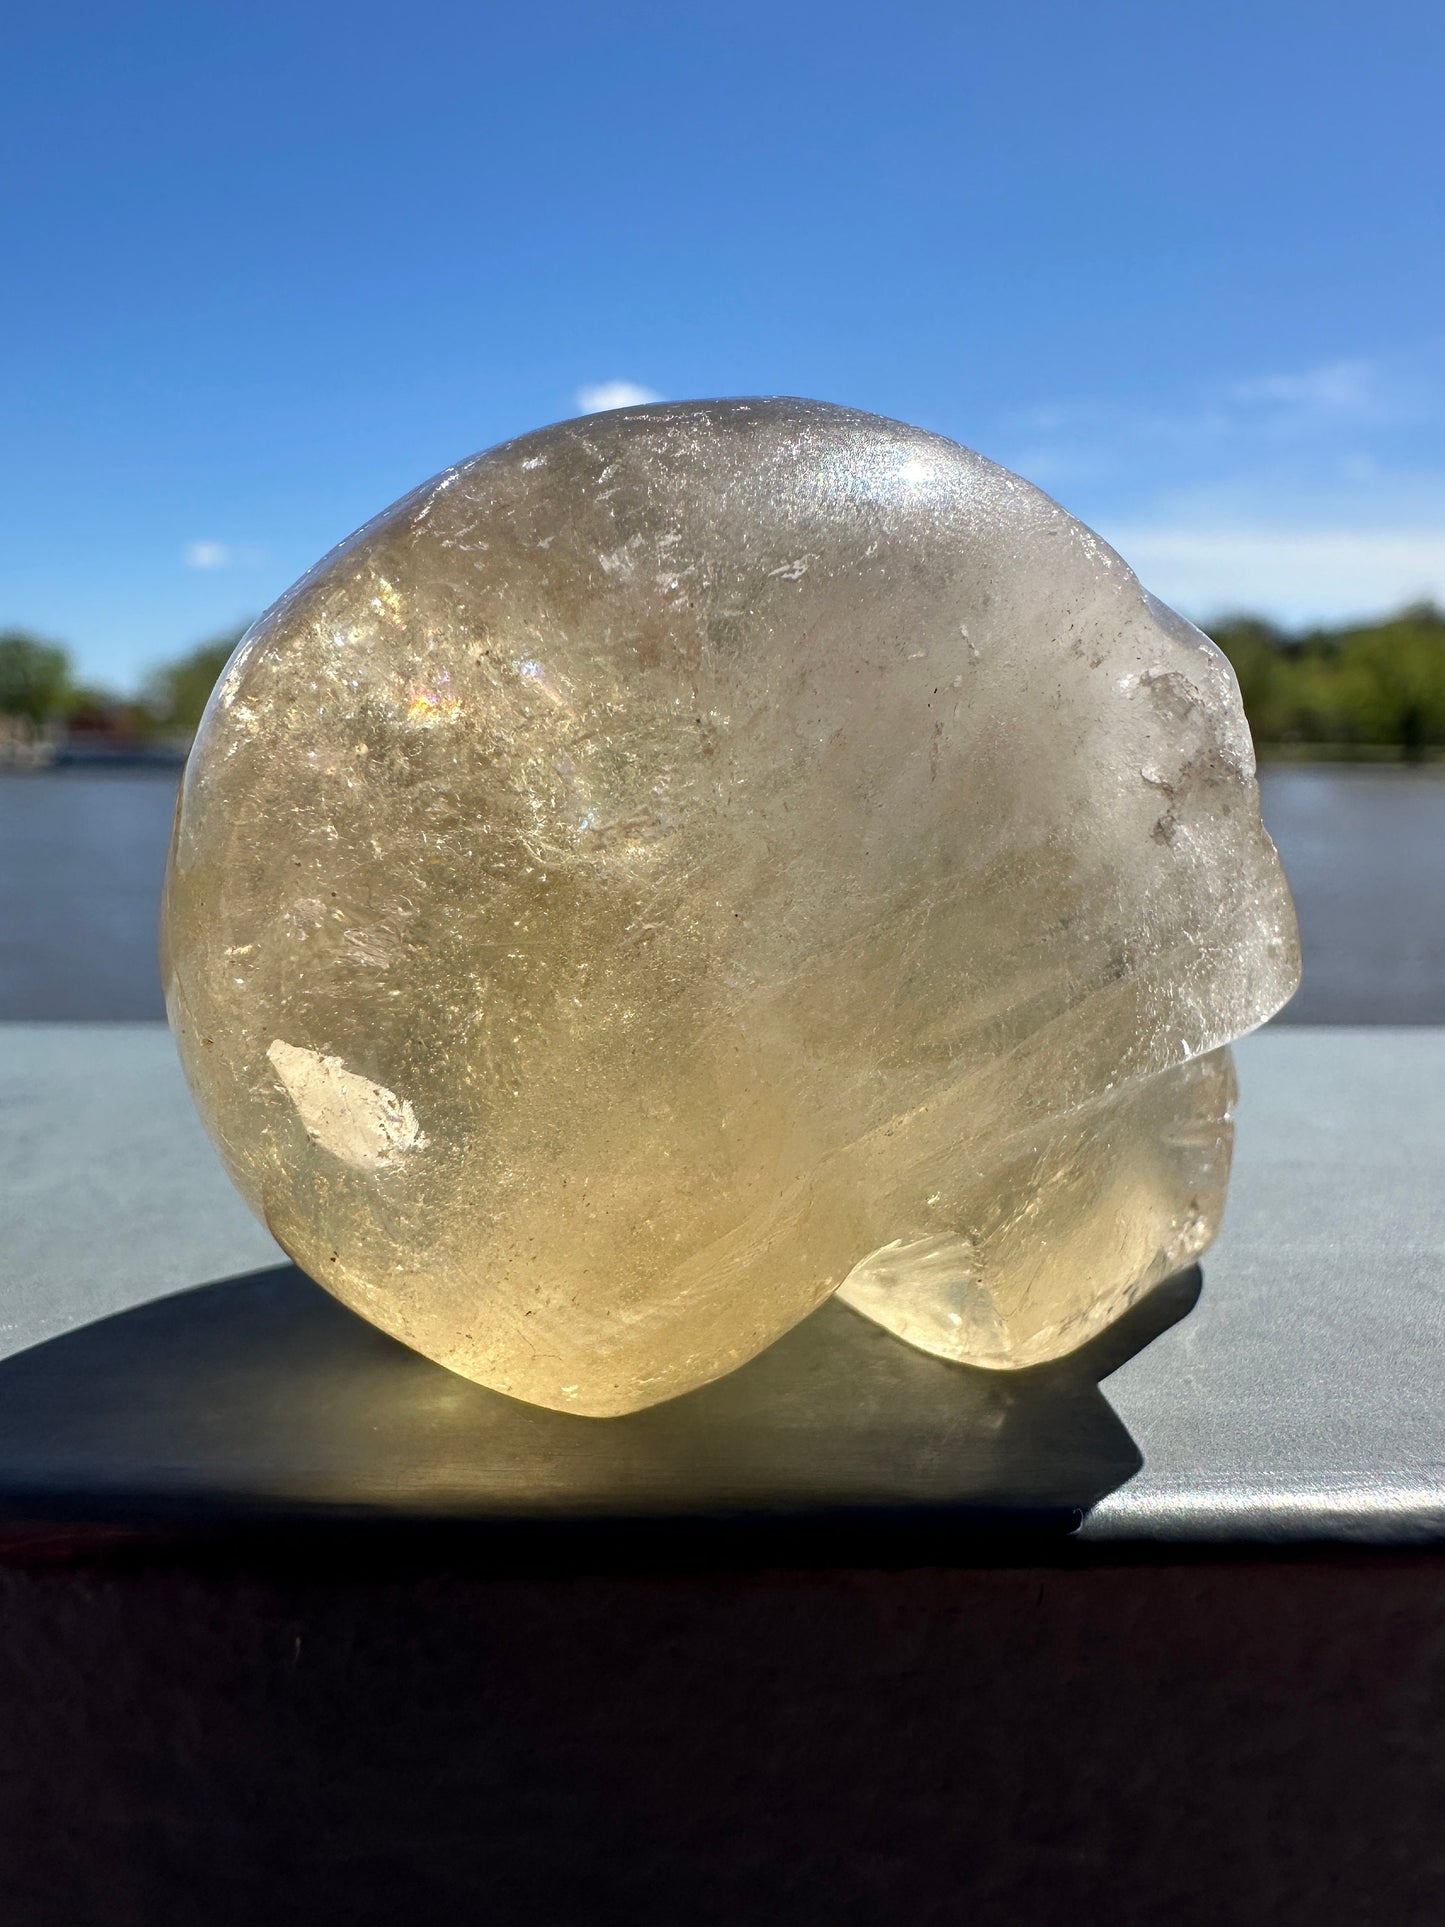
[[5, 605, 1443, 756], [0, 630, 73, 723], [1208, 603, 1445, 759], [143, 624, 250, 734], [1336, 610, 1445, 756]]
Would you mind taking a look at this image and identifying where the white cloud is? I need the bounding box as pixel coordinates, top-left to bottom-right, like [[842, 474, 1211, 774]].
[[1104, 524, 1445, 624], [576, 380, 663, 414], [184, 539, 264, 571], [1004, 348, 1442, 478], [1227, 357, 1384, 419], [998, 344, 1445, 620]]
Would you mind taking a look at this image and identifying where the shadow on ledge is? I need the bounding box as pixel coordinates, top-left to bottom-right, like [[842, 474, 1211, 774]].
[[0, 1263, 1200, 1561]]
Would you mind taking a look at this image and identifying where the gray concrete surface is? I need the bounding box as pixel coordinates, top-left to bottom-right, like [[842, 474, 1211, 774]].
[[0, 1023, 279, 1355], [0, 1022, 1440, 1541]]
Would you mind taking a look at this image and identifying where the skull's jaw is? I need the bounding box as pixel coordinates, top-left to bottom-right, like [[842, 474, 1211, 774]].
[[835, 1046, 1238, 1370]]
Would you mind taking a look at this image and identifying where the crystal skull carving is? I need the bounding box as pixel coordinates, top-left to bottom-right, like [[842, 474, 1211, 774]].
[[163, 398, 1300, 1414]]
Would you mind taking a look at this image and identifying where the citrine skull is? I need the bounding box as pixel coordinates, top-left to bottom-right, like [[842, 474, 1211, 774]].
[[164, 399, 1298, 1413]]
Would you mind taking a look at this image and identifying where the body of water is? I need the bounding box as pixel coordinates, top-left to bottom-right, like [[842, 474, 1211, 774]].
[[0, 765, 1441, 1022], [1, 771, 179, 1020], [1258, 765, 1445, 1024]]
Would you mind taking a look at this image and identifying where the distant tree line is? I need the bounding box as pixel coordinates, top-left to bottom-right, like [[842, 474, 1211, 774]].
[[3, 605, 1445, 757], [1209, 603, 1445, 760], [143, 628, 250, 734], [0, 625, 248, 738]]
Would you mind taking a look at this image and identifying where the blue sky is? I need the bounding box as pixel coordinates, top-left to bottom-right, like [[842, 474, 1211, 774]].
[[4, 0, 1443, 687]]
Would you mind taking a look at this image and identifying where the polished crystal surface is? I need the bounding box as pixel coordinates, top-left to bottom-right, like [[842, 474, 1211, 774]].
[[163, 398, 1299, 1414]]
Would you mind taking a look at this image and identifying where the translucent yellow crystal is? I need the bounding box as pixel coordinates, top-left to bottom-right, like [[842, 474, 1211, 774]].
[[162, 398, 1299, 1414]]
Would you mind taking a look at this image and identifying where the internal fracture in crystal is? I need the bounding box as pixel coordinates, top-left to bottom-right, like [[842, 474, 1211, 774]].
[[163, 398, 1300, 1414]]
